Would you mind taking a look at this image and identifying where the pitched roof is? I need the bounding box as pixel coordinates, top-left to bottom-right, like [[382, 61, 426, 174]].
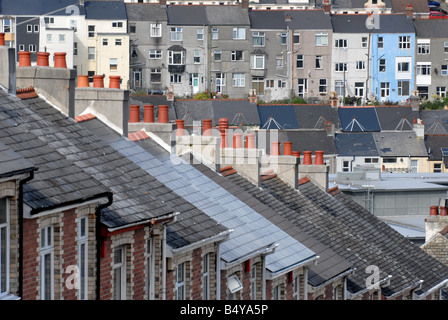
[[258, 105, 299, 130], [425, 134, 448, 161], [373, 131, 428, 157], [0, 140, 35, 178], [339, 107, 382, 132], [166, 5, 209, 25], [249, 9, 332, 30], [205, 5, 250, 25], [84, 1, 127, 20], [125, 3, 168, 21], [335, 132, 379, 157], [414, 19, 448, 38], [214, 168, 353, 287], [0, 0, 79, 15], [122, 138, 317, 275], [261, 174, 448, 297], [174, 99, 259, 127], [293, 104, 341, 129], [0, 90, 111, 215], [391, 0, 430, 14], [17, 95, 175, 228], [374, 106, 419, 131], [420, 110, 448, 134], [78, 117, 229, 249], [331, 14, 415, 34]]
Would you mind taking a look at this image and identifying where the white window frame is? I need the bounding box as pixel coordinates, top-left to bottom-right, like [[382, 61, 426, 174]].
[[113, 246, 127, 300], [293, 276, 300, 300], [379, 59, 386, 72], [397, 80, 410, 96], [212, 28, 219, 40], [231, 50, 243, 61], [29, 44, 36, 52], [40, 225, 54, 300], [197, 28, 204, 40], [193, 49, 201, 64], [58, 34, 65, 43], [0, 198, 10, 298], [170, 27, 182, 41], [319, 78, 327, 93], [417, 40, 430, 55], [298, 78, 308, 97], [170, 73, 182, 83], [203, 254, 210, 300], [334, 39, 347, 48], [380, 82, 390, 98], [280, 33, 287, 45], [146, 239, 153, 300], [88, 47, 95, 60], [356, 61, 366, 70], [416, 63, 431, 76], [149, 50, 162, 59], [102, 38, 108, 46], [296, 54, 304, 69], [233, 27, 246, 40], [361, 37, 368, 48], [273, 285, 282, 300], [151, 23, 162, 38], [232, 73, 245, 87], [397, 61, 410, 73], [335, 80, 344, 97], [436, 86, 447, 97], [115, 39, 122, 46], [251, 54, 265, 69], [78, 217, 88, 300], [27, 25, 32, 33], [444, 41, 448, 53], [335, 63, 347, 72], [250, 264, 257, 300], [252, 32, 265, 47], [355, 82, 364, 97], [176, 262, 186, 300], [315, 32, 328, 46], [315, 55, 323, 69], [442, 65, 448, 76], [150, 68, 162, 83], [168, 50, 185, 65], [214, 50, 222, 62], [110, 58, 118, 70]]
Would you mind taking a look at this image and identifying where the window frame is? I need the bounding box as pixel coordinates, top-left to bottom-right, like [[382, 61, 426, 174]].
[[151, 23, 162, 38], [170, 27, 183, 41], [0, 198, 9, 297], [40, 225, 54, 300], [233, 27, 246, 40], [78, 217, 88, 300]]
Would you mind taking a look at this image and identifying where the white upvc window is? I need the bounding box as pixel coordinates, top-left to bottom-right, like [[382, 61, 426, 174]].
[[251, 55, 265, 69], [146, 239, 153, 300], [273, 285, 282, 300], [397, 80, 410, 96], [78, 217, 88, 300], [170, 27, 182, 41], [197, 28, 204, 40], [0, 198, 9, 298], [250, 264, 257, 300], [380, 82, 390, 98], [252, 32, 265, 46], [293, 276, 300, 300], [233, 27, 246, 40], [88, 47, 95, 60], [315, 32, 328, 46], [335, 80, 344, 97], [168, 50, 185, 65], [149, 50, 162, 59], [176, 262, 186, 300], [334, 38, 347, 48], [113, 246, 127, 300], [203, 254, 210, 300], [40, 225, 54, 300], [335, 63, 347, 72], [417, 40, 430, 55], [29, 44, 36, 52], [212, 28, 219, 40], [232, 73, 245, 87], [151, 23, 162, 37], [356, 61, 366, 70], [112, 21, 123, 28], [193, 49, 201, 64], [319, 78, 327, 93], [416, 63, 431, 75]]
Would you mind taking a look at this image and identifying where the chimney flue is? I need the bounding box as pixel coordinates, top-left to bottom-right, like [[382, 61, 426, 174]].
[[129, 105, 140, 123], [315, 151, 324, 165], [77, 75, 89, 87], [202, 119, 212, 136], [430, 205, 439, 216], [54, 52, 67, 68], [144, 105, 154, 123], [271, 142, 280, 156], [303, 151, 312, 165], [283, 142, 292, 155], [233, 133, 243, 148], [109, 76, 121, 89], [37, 52, 50, 66], [93, 75, 104, 88], [18, 51, 31, 67], [176, 119, 185, 136], [246, 133, 256, 149], [158, 105, 169, 123]]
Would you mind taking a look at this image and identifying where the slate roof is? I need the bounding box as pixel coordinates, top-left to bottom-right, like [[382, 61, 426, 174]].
[[249, 9, 332, 30], [331, 14, 415, 34], [216, 168, 353, 287], [84, 1, 127, 20], [339, 106, 382, 132], [16, 95, 175, 228], [373, 131, 428, 157], [425, 134, 448, 162], [374, 106, 419, 131], [205, 5, 250, 26], [414, 19, 448, 38], [315, 0, 392, 9], [0, 90, 111, 215], [258, 105, 299, 130], [166, 5, 209, 26], [257, 129, 338, 155], [293, 104, 341, 129], [260, 174, 448, 298], [78, 117, 229, 249], [334, 132, 379, 157], [420, 110, 448, 135], [125, 3, 168, 21], [0, 140, 36, 178], [0, 0, 79, 15], [121, 137, 317, 275], [391, 0, 430, 14], [174, 99, 259, 127]]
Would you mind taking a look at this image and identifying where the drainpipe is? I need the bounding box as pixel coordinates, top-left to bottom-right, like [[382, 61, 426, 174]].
[[217, 243, 221, 300], [95, 193, 113, 300], [161, 213, 179, 300], [18, 169, 35, 298]]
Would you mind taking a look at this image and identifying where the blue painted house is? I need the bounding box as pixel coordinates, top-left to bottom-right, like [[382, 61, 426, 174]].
[[370, 14, 416, 103]]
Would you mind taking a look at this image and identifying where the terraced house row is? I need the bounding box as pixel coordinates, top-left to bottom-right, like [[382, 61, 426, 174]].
[[2, 28, 448, 300], [1, 0, 448, 104]]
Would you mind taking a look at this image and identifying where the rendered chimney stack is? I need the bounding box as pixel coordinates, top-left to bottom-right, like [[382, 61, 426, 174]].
[[37, 52, 50, 66], [202, 119, 212, 136], [129, 105, 140, 123], [54, 52, 67, 68], [283, 142, 292, 156], [176, 119, 185, 136], [158, 105, 169, 123], [93, 75, 104, 88], [144, 105, 154, 123], [18, 51, 31, 67], [425, 203, 448, 242]]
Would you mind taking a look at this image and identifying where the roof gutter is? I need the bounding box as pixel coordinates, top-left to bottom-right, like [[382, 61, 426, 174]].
[[265, 254, 320, 281], [413, 279, 448, 300], [171, 228, 232, 254], [310, 267, 356, 291], [384, 278, 424, 300], [105, 211, 180, 233], [224, 242, 279, 269], [346, 274, 392, 300]]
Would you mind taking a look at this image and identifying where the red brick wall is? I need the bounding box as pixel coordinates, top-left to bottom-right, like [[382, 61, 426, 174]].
[[22, 218, 38, 300], [61, 209, 77, 300], [99, 236, 113, 300], [166, 269, 175, 300], [132, 228, 146, 300], [285, 273, 294, 300], [191, 248, 203, 300], [241, 262, 251, 300]]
